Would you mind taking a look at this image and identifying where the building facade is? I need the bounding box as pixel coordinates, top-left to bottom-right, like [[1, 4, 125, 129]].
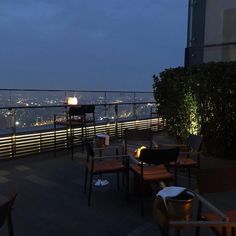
[[185, 0, 236, 66]]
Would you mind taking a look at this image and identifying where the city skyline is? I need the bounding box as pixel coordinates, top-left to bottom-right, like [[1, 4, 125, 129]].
[[0, 1, 188, 91], [0, 89, 155, 131]]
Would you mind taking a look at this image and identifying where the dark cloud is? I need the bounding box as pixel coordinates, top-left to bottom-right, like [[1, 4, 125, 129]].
[[0, 0, 188, 91]]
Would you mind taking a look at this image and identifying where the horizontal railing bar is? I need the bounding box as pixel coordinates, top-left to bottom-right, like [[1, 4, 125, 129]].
[[0, 102, 156, 110], [0, 88, 153, 93]]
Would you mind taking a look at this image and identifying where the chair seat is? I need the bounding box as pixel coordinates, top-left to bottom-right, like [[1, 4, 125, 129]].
[[170, 157, 197, 166], [204, 210, 236, 235], [87, 159, 126, 173], [131, 164, 174, 181]]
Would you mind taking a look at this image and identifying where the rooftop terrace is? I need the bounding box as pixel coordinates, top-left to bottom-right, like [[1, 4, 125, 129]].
[[1, 138, 236, 236], [0, 89, 236, 235], [0, 147, 159, 236]]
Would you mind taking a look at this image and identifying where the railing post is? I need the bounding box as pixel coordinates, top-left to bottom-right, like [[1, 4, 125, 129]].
[[104, 91, 107, 118], [115, 104, 118, 138], [9, 90, 12, 106], [39, 133, 42, 153], [133, 92, 137, 120], [10, 108, 16, 159]]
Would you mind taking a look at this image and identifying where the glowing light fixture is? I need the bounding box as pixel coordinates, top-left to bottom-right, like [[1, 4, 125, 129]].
[[134, 146, 146, 158], [67, 96, 78, 105]]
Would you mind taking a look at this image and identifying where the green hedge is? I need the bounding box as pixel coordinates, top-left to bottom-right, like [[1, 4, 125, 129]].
[[153, 62, 236, 159]]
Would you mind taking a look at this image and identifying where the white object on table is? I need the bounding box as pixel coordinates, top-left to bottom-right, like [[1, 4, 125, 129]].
[[95, 134, 110, 146]]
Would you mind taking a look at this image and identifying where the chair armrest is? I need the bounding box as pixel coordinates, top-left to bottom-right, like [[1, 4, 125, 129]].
[[169, 191, 232, 230], [179, 151, 201, 155], [189, 191, 229, 221], [153, 142, 187, 149], [161, 144, 187, 148], [170, 220, 236, 228], [127, 153, 139, 165], [94, 145, 122, 151]]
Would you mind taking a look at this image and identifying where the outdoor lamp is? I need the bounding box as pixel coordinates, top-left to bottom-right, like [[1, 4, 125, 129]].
[[67, 96, 78, 105]]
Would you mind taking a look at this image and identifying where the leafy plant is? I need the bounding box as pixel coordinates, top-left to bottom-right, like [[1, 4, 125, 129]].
[[153, 62, 236, 159]]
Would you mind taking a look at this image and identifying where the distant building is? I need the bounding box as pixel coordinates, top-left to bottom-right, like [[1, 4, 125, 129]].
[[185, 0, 236, 66]]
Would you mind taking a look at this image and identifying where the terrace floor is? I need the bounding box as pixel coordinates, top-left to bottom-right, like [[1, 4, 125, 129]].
[[0, 141, 235, 236]]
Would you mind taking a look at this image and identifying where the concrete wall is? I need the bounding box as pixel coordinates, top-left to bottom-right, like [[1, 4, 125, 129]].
[[204, 0, 236, 62], [185, 0, 236, 66]]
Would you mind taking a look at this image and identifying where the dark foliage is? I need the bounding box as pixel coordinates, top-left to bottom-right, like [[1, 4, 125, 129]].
[[153, 62, 236, 159]]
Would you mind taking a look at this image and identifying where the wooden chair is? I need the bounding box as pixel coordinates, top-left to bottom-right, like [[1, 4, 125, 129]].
[[195, 168, 236, 236], [84, 141, 128, 206], [54, 105, 96, 159], [0, 189, 17, 236], [171, 134, 203, 185], [123, 129, 153, 197], [132, 147, 179, 216]]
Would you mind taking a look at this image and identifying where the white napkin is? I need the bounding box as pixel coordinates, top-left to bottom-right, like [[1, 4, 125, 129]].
[[156, 186, 186, 207]]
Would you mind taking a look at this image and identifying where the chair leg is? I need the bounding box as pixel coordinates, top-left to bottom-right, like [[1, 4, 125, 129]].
[[54, 121, 57, 158], [71, 129, 74, 160], [159, 226, 170, 236], [126, 169, 129, 200], [231, 227, 235, 236], [81, 126, 84, 153], [195, 201, 202, 236], [7, 213, 14, 236], [117, 171, 120, 190], [93, 113, 96, 136], [141, 178, 144, 217], [84, 168, 88, 194], [88, 173, 93, 206], [122, 171, 125, 186], [188, 167, 191, 185], [175, 229, 181, 236]]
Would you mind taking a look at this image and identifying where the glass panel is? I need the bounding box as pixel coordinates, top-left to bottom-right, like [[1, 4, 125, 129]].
[[10, 90, 66, 107], [134, 92, 155, 103], [64, 91, 106, 105], [0, 108, 13, 135], [117, 104, 135, 121], [0, 90, 11, 107], [106, 92, 135, 104], [14, 107, 66, 130], [0, 90, 155, 132]]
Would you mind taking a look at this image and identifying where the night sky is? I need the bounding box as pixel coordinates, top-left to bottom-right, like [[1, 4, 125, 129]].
[[0, 0, 188, 91]]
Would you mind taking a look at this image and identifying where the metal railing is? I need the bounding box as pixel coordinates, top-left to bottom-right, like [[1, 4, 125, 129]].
[[0, 89, 162, 159]]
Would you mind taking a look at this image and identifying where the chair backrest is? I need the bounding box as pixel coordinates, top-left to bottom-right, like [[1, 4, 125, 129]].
[[197, 168, 236, 194], [186, 134, 203, 152], [83, 105, 95, 114], [124, 129, 153, 141], [68, 106, 84, 116], [123, 129, 153, 153], [124, 129, 153, 154], [0, 191, 17, 228], [139, 148, 180, 166]]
